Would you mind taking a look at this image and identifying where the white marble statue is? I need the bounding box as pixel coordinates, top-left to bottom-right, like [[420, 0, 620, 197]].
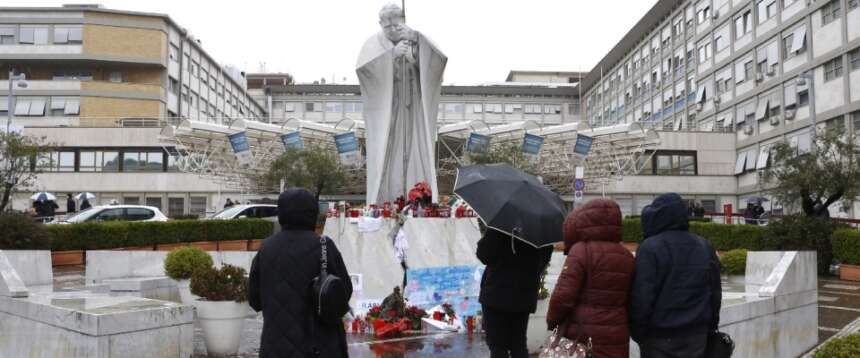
[[356, 4, 447, 204]]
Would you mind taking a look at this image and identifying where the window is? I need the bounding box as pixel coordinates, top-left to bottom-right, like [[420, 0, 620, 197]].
[[168, 78, 179, 96], [168, 197, 185, 218], [735, 11, 752, 39], [325, 102, 343, 113], [744, 61, 754, 82], [123, 151, 165, 172], [54, 26, 82, 44], [757, 0, 777, 23], [14, 97, 47, 117], [53, 70, 93, 81], [822, 0, 842, 25], [344, 102, 363, 113], [544, 104, 562, 114], [304, 102, 321, 112], [824, 57, 843, 82], [189, 197, 207, 217], [94, 208, 124, 222], [714, 36, 727, 52], [697, 5, 711, 24], [189, 61, 198, 76], [169, 44, 179, 62], [0, 26, 14, 44], [444, 103, 465, 114], [37, 151, 76, 172], [146, 197, 163, 210], [79, 151, 119, 172], [50, 97, 80, 116], [698, 42, 712, 63], [783, 26, 808, 58], [524, 104, 542, 114], [181, 85, 189, 104], [852, 111, 860, 132], [109, 71, 122, 83], [640, 151, 697, 175], [19, 26, 49, 45], [850, 48, 860, 71], [126, 208, 155, 221]]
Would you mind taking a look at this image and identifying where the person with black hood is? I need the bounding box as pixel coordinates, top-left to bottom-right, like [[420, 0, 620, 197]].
[[477, 227, 553, 358], [629, 193, 722, 358], [248, 188, 353, 358]]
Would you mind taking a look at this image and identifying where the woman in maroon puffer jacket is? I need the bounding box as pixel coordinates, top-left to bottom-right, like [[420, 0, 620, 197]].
[[546, 199, 636, 358]]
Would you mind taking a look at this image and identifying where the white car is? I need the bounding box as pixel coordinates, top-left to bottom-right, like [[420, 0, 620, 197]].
[[209, 204, 278, 220], [49, 205, 168, 224]]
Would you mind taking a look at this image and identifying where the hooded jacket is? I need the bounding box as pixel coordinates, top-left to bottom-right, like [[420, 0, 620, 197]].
[[546, 199, 635, 358], [249, 188, 353, 358], [477, 229, 553, 313], [629, 193, 721, 342]]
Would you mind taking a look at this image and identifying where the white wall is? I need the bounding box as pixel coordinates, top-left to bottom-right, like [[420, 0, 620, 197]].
[[814, 63, 845, 114], [811, 12, 842, 58]]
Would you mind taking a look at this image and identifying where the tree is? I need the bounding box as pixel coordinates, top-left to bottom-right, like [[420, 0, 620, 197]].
[[263, 143, 347, 200], [469, 142, 538, 175], [763, 127, 860, 217], [0, 131, 52, 213]]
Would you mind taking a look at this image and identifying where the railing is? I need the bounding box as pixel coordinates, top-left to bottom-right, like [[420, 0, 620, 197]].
[[703, 212, 860, 228]]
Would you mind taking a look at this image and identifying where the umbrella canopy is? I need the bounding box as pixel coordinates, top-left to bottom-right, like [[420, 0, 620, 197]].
[[30, 192, 56, 201], [454, 164, 565, 248], [75, 192, 96, 201]]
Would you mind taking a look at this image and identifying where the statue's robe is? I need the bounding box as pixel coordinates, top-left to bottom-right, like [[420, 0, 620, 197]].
[[356, 31, 446, 204]]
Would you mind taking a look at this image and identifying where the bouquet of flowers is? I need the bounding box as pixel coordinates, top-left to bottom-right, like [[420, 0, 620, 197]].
[[364, 303, 428, 337]]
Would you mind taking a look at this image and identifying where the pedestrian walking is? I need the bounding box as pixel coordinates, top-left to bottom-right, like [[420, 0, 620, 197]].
[[80, 199, 92, 211], [478, 228, 553, 358], [629, 193, 722, 358], [546, 199, 635, 358], [248, 188, 353, 358], [66, 193, 76, 214], [743, 203, 756, 225]]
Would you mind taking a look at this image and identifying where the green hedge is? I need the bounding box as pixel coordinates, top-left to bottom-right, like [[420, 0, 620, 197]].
[[622, 218, 771, 251], [47, 219, 274, 251], [813, 333, 860, 358], [833, 229, 860, 265]]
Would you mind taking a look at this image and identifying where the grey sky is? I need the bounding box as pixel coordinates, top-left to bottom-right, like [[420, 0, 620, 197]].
[[11, 0, 657, 85]]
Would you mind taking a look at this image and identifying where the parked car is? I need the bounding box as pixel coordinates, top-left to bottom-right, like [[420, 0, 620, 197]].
[[48, 205, 168, 224], [209, 204, 278, 220]]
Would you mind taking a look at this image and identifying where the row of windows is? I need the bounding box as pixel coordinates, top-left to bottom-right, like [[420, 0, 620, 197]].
[[0, 96, 80, 117], [637, 150, 698, 176], [34, 149, 179, 173], [282, 101, 578, 115], [0, 25, 82, 45]]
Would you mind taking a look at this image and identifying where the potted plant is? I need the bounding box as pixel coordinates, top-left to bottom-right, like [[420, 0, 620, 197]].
[[190, 264, 249, 356], [720, 249, 747, 284], [833, 229, 860, 281], [164, 247, 213, 304]]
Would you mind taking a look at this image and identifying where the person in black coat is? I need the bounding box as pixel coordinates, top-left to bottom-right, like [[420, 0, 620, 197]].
[[629, 193, 722, 358], [66, 194, 76, 214], [80, 199, 92, 211], [477, 229, 553, 358], [249, 188, 352, 358]]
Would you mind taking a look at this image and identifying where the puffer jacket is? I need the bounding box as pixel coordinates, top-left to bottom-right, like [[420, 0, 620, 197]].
[[249, 188, 353, 358], [629, 193, 721, 342], [546, 199, 635, 358]]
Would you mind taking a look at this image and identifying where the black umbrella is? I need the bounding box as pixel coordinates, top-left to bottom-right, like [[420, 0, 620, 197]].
[[454, 164, 565, 248]]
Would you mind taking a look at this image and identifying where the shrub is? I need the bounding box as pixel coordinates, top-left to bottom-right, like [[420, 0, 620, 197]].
[[46, 219, 273, 251], [0, 213, 51, 250], [622, 218, 643, 243], [164, 247, 213, 281], [813, 333, 860, 358], [190, 264, 248, 302], [832, 229, 860, 265], [720, 249, 748, 275], [765, 215, 839, 274]]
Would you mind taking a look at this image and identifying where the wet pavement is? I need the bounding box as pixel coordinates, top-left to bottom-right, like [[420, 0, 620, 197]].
[[51, 266, 860, 357]]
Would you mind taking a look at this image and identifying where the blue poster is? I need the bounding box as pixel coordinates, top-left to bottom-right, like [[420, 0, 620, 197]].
[[280, 131, 303, 150], [333, 132, 359, 154], [227, 131, 251, 164], [573, 134, 594, 156], [405, 265, 484, 318], [467, 133, 490, 153], [522, 133, 545, 155]]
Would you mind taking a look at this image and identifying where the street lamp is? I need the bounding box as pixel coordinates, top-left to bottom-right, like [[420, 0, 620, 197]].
[[795, 71, 816, 138], [6, 69, 29, 134]]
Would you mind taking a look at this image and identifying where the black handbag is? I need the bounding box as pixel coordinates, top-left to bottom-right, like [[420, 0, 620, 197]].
[[310, 236, 350, 325], [706, 331, 735, 358]]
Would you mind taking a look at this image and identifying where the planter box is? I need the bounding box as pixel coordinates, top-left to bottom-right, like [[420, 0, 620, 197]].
[[189, 241, 218, 251], [248, 239, 263, 251], [840, 264, 860, 281], [156, 243, 189, 251], [218, 240, 248, 251], [51, 250, 84, 266]]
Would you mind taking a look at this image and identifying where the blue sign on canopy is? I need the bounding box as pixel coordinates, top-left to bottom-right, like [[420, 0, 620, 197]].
[[227, 131, 252, 165], [522, 133, 545, 155], [467, 133, 490, 153], [280, 131, 303, 150], [333, 132, 359, 154], [573, 134, 594, 156]]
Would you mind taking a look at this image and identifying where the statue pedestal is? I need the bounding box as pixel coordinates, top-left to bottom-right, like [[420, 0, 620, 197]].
[[322, 217, 481, 309]]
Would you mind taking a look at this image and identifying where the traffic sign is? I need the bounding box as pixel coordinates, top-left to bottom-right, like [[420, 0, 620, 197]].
[[574, 179, 585, 191], [574, 190, 584, 203]]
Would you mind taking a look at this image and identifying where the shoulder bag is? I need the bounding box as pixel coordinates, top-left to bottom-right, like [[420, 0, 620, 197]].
[[310, 236, 350, 325]]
